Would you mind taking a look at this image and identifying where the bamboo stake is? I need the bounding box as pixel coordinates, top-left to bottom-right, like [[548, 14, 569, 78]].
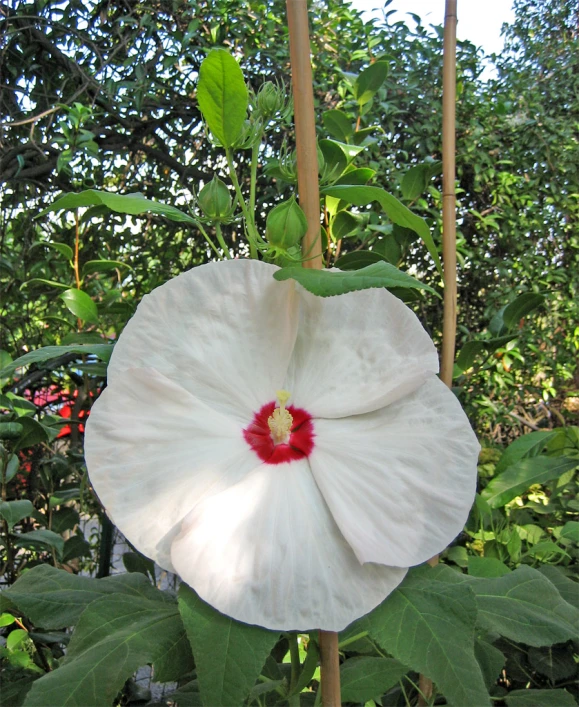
[[419, 2, 458, 704], [287, 0, 323, 269], [440, 0, 458, 389], [286, 1, 339, 705]]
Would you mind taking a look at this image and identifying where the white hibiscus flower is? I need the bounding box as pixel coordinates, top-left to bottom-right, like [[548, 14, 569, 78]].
[[84, 259, 479, 631]]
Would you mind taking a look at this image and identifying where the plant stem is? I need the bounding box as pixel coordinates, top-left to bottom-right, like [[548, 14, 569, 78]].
[[214, 223, 232, 259], [196, 222, 224, 259], [288, 633, 301, 707], [249, 137, 262, 215], [225, 148, 259, 259]]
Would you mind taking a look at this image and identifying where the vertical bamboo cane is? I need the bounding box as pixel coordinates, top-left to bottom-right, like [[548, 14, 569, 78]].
[[286, 1, 338, 705], [418, 1, 458, 704], [287, 0, 323, 269]]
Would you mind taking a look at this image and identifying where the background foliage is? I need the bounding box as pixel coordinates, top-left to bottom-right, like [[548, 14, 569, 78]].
[[1, 0, 577, 705]]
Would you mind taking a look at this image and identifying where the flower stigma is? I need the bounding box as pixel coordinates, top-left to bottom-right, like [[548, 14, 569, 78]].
[[267, 390, 293, 445]]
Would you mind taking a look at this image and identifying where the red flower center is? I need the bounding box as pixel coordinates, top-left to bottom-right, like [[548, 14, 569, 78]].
[[243, 401, 315, 465]]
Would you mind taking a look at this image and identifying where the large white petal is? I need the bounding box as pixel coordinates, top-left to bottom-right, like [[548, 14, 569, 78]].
[[171, 459, 407, 631], [107, 260, 299, 421], [309, 377, 480, 567], [284, 286, 439, 417], [84, 368, 257, 571]]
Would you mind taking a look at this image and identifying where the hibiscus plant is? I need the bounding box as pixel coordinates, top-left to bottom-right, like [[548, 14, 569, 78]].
[[1, 47, 577, 707]]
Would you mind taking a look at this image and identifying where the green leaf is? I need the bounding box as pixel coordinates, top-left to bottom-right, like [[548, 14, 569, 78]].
[[330, 210, 360, 240], [178, 584, 279, 707], [365, 567, 490, 707], [481, 456, 578, 508], [14, 417, 50, 452], [455, 341, 485, 374], [335, 250, 391, 270], [335, 167, 375, 185], [0, 344, 114, 378], [505, 689, 576, 707], [400, 164, 431, 201], [22, 278, 71, 290], [39, 189, 198, 224], [82, 259, 133, 275], [15, 530, 64, 558], [528, 645, 577, 682], [559, 520, 579, 542], [468, 566, 579, 646], [23, 592, 186, 707], [537, 566, 579, 609], [322, 109, 353, 142], [340, 656, 408, 703], [60, 288, 99, 323], [197, 48, 248, 147], [274, 262, 437, 297], [474, 638, 505, 690], [354, 61, 389, 105], [0, 500, 34, 530], [32, 241, 74, 261], [322, 184, 442, 276], [5, 564, 164, 629], [489, 293, 545, 336], [467, 557, 511, 578], [495, 431, 559, 475], [503, 293, 545, 329]]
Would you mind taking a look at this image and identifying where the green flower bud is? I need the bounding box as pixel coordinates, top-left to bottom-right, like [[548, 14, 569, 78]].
[[265, 196, 308, 249], [198, 176, 232, 221], [256, 82, 285, 121]]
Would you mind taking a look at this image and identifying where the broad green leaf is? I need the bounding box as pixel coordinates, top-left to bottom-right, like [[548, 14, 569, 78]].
[[400, 163, 431, 201], [32, 241, 74, 261], [481, 456, 578, 508], [559, 520, 579, 542], [0, 421, 24, 439], [474, 638, 505, 690], [505, 689, 576, 706], [489, 292, 545, 336], [322, 184, 442, 276], [22, 278, 70, 290], [335, 250, 391, 270], [82, 259, 133, 275], [178, 584, 279, 707], [322, 109, 353, 142], [274, 262, 437, 297], [5, 564, 164, 629], [366, 567, 490, 707], [503, 292, 545, 329], [467, 557, 511, 578], [354, 61, 389, 105], [340, 656, 407, 703], [537, 566, 579, 609], [469, 566, 579, 646], [197, 49, 248, 147], [23, 592, 187, 707], [495, 430, 558, 475], [40, 189, 198, 224], [455, 340, 485, 374], [528, 644, 577, 682], [0, 344, 113, 378], [330, 210, 360, 240], [335, 167, 375, 185], [0, 612, 16, 627], [60, 288, 99, 323], [15, 530, 64, 558], [7, 628, 29, 651], [14, 417, 50, 451], [0, 500, 34, 530]]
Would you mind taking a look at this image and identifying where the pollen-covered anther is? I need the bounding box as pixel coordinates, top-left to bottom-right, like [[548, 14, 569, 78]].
[[268, 390, 293, 445]]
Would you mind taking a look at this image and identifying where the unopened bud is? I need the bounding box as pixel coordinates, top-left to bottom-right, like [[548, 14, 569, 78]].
[[265, 196, 308, 249], [256, 82, 286, 122], [198, 176, 232, 221]]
